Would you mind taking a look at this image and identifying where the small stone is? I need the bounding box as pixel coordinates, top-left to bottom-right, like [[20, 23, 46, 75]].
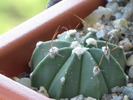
[[126, 55, 133, 66], [12, 77, 19, 81], [18, 78, 31, 88], [128, 66, 133, 78], [111, 95, 123, 100], [18, 72, 29, 78], [70, 95, 85, 100], [38, 86, 49, 97], [108, 29, 121, 37], [120, 29, 133, 41], [30, 87, 38, 91], [106, 2, 119, 13], [127, 83, 133, 87], [86, 97, 96, 100], [116, 0, 127, 3], [101, 94, 112, 100], [117, 0, 129, 6], [95, 21, 105, 30], [113, 18, 128, 29], [122, 87, 133, 100], [113, 12, 123, 19], [129, 26, 133, 31], [123, 95, 129, 100], [112, 93, 118, 99], [118, 38, 133, 52], [108, 29, 120, 44], [60, 98, 69, 100], [108, 35, 119, 44], [84, 6, 113, 27], [96, 29, 108, 40], [112, 86, 124, 93], [122, 0, 133, 21]]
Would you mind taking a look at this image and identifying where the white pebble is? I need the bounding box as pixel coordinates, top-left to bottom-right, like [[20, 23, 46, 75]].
[[108, 29, 121, 37], [123, 95, 129, 100], [86, 97, 96, 100], [12, 77, 20, 81], [113, 12, 123, 19], [127, 55, 133, 66], [113, 18, 128, 29], [70, 95, 84, 100], [112, 93, 118, 99], [18, 78, 31, 88], [38, 86, 49, 97], [128, 66, 133, 78], [127, 83, 133, 87], [84, 6, 112, 27], [96, 29, 108, 40], [119, 38, 133, 52], [106, 2, 119, 13], [122, 0, 133, 20]]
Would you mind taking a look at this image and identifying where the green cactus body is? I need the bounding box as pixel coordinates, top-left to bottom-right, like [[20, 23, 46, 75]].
[[30, 30, 127, 99], [30, 40, 71, 71], [57, 29, 78, 42]]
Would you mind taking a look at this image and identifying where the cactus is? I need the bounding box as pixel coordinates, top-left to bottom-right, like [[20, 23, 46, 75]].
[[29, 29, 127, 99]]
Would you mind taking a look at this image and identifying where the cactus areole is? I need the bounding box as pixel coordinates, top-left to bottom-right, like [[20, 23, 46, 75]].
[[29, 30, 127, 99]]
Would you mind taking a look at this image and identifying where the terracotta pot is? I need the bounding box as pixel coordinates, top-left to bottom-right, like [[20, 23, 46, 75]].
[[0, 0, 106, 100]]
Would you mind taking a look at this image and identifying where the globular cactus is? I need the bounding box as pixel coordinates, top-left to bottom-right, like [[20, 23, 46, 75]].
[[29, 29, 127, 99]]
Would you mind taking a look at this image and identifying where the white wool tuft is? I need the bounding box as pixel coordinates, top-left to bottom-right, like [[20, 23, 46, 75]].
[[65, 30, 77, 39], [72, 46, 89, 59], [60, 77, 65, 85], [93, 66, 100, 76], [49, 47, 59, 59], [36, 41, 43, 47], [102, 46, 110, 60], [86, 38, 97, 46], [70, 41, 81, 48]]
